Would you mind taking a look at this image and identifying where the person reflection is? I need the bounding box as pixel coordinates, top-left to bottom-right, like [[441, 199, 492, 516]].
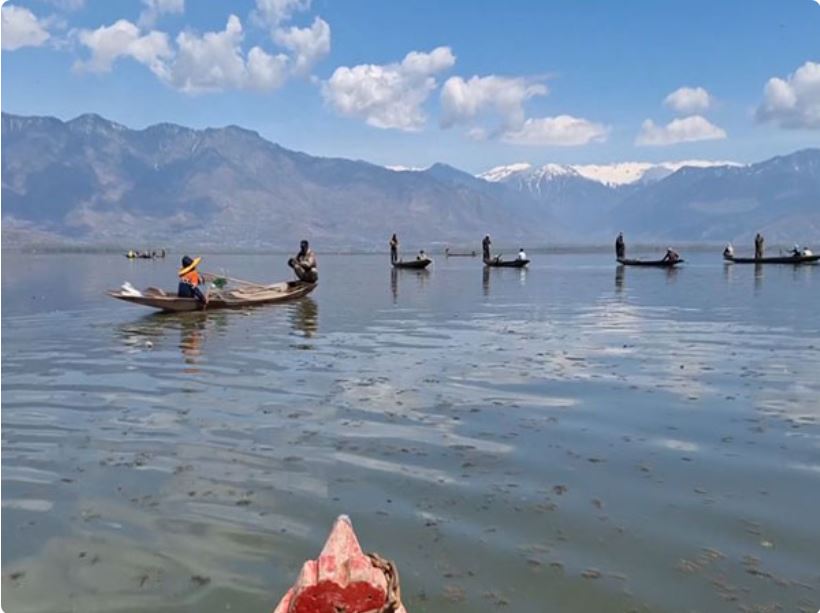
[[291, 297, 318, 338], [482, 266, 490, 296], [390, 267, 398, 302], [615, 264, 625, 294], [754, 262, 763, 292], [665, 266, 679, 283], [179, 315, 206, 372]]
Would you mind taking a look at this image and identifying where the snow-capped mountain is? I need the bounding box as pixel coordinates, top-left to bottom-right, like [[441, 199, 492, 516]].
[[479, 160, 742, 187]]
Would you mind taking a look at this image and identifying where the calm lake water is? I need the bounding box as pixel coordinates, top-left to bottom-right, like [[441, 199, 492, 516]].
[[2, 251, 819, 613]]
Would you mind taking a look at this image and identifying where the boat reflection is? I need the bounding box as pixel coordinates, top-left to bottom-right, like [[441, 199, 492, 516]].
[[390, 267, 429, 302]]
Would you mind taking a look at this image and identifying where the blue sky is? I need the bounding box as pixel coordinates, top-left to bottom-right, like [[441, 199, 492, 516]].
[[2, 0, 819, 172]]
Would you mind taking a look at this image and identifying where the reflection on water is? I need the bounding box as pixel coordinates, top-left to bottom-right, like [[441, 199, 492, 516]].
[[2, 252, 820, 613]]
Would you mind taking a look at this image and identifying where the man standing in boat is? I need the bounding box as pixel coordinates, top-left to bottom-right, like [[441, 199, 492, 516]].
[[482, 235, 492, 262], [615, 233, 625, 260], [390, 233, 399, 264], [754, 233, 764, 260], [178, 255, 209, 307], [289, 240, 318, 283]]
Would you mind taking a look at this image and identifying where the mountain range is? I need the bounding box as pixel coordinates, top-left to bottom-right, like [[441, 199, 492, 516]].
[[2, 112, 819, 249]]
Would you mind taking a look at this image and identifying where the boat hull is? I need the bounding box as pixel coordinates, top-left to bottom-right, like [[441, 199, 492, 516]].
[[617, 258, 682, 268], [724, 254, 820, 264], [108, 280, 316, 312], [484, 258, 529, 268], [393, 258, 432, 270]]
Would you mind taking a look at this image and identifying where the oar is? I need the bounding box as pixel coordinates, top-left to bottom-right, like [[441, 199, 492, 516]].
[[202, 272, 267, 290]]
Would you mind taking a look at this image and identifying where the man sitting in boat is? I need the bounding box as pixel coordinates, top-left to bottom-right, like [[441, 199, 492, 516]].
[[662, 248, 680, 263], [288, 240, 318, 283], [416, 250, 427, 261], [723, 243, 734, 258], [517, 248, 527, 261], [178, 255, 208, 306]]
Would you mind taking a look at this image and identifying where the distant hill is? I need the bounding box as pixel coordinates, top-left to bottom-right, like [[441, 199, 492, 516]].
[[2, 112, 819, 249]]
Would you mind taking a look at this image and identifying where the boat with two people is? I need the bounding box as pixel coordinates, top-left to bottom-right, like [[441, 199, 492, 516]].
[[618, 247, 683, 268], [723, 243, 819, 264], [393, 249, 432, 270]]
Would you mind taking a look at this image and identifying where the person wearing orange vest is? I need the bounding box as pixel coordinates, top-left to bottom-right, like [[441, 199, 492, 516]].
[[178, 255, 208, 306]]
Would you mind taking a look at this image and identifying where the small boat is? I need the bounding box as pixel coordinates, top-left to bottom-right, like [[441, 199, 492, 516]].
[[484, 258, 529, 268], [274, 515, 405, 613], [108, 280, 316, 312], [445, 250, 476, 257], [393, 257, 432, 270], [724, 253, 820, 264], [617, 257, 683, 268]]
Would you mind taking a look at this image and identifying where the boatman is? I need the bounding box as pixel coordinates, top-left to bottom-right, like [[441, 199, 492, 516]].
[[662, 248, 680, 263], [518, 247, 527, 261], [754, 232, 764, 260], [178, 255, 208, 307], [390, 233, 399, 264], [289, 240, 318, 283], [417, 250, 427, 261], [615, 233, 625, 260], [482, 235, 492, 262]]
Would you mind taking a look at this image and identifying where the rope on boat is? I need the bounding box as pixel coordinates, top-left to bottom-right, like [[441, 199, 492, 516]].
[[366, 552, 402, 613]]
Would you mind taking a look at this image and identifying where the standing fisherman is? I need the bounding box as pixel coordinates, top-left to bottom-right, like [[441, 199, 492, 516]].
[[754, 233, 764, 260], [390, 233, 399, 264], [482, 235, 492, 263], [615, 233, 625, 260]]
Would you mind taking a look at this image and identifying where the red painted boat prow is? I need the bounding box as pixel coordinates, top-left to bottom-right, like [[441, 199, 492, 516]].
[[274, 515, 406, 613]]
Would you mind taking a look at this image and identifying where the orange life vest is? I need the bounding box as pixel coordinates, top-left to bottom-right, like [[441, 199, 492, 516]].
[[179, 270, 202, 286]]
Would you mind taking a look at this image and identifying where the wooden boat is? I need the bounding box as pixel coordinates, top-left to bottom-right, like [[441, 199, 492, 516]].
[[445, 250, 476, 257], [273, 515, 405, 613], [108, 280, 316, 312], [723, 253, 820, 264], [484, 258, 529, 268], [617, 257, 683, 268], [393, 257, 432, 270]]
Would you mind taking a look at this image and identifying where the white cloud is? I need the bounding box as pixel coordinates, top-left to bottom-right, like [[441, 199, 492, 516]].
[[636, 115, 727, 146], [273, 16, 330, 75], [502, 115, 609, 146], [253, 0, 311, 28], [322, 46, 456, 131], [664, 86, 712, 114], [168, 15, 288, 92], [139, 0, 185, 28], [756, 61, 820, 129], [440, 75, 547, 129], [74, 19, 172, 78], [2, 5, 50, 51]]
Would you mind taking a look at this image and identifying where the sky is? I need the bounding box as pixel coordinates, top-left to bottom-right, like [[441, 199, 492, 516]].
[[2, 0, 819, 173]]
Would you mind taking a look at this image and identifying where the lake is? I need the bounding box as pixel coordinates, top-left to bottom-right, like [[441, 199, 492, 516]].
[[2, 251, 819, 613]]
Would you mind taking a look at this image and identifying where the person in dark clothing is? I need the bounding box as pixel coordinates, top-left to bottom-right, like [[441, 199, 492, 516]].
[[615, 233, 625, 259], [390, 233, 399, 264], [178, 255, 208, 307], [754, 233, 764, 259], [482, 235, 492, 262], [289, 240, 318, 283]]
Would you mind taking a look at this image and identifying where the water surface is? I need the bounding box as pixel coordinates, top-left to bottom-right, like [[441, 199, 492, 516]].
[[2, 252, 819, 613]]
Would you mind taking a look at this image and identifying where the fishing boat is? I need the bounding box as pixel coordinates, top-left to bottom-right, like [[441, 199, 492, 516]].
[[393, 257, 432, 270], [484, 258, 529, 268], [108, 280, 316, 312], [273, 515, 405, 613], [617, 257, 683, 268], [445, 249, 476, 257], [723, 253, 820, 264]]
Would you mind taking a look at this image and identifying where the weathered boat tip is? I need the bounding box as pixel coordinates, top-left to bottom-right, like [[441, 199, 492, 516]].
[[273, 515, 405, 613]]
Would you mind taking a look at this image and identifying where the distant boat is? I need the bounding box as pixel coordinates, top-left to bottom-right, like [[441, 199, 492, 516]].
[[724, 253, 819, 264], [618, 257, 683, 268], [445, 248, 476, 257], [484, 257, 529, 268], [108, 280, 316, 312], [393, 257, 432, 270]]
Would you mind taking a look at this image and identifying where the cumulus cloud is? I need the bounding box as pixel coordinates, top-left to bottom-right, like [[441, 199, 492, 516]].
[[756, 61, 820, 129], [664, 86, 712, 114], [273, 16, 330, 74], [440, 75, 547, 129], [168, 15, 288, 92], [2, 5, 50, 51], [502, 115, 609, 146], [74, 19, 172, 78], [322, 46, 456, 131], [635, 115, 727, 146], [253, 0, 311, 28], [139, 0, 185, 28]]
